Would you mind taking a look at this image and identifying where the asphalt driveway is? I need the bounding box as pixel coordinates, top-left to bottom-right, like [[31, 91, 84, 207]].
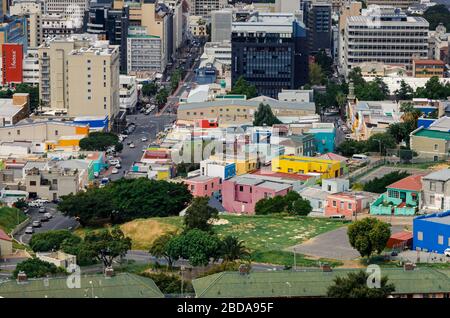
[[286, 225, 404, 261]]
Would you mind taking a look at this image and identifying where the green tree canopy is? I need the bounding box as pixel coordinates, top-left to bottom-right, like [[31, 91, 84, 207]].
[[156, 88, 169, 107], [347, 218, 391, 258], [14, 84, 39, 111], [29, 230, 82, 252], [184, 196, 219, 233], [231, 76, 258, 99], [13, 258, 64, 278], [363, 171, 410, 193], [327, 270, 395, 298], [219, 236, 250, 262], [142, 82, 158, 96], [149, 231, 178, 268], [79, 132, 121, 152], [255, 191, 312, 216], [366, 133, 396, 155], [422, 4, 450, 30], [394, 80, 414, 100], [253, 103, 282, 126], [309, 63, 326, 85]]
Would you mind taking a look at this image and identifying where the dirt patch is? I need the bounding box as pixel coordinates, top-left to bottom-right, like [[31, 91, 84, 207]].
[[120, 219, 178, 250]]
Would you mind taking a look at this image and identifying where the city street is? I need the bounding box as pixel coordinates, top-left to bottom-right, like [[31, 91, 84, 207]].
[[13, 203, 79, 245]]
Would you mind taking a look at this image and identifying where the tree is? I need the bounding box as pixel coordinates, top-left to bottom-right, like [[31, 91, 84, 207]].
[[290, 197, 313, 216], [309, 63, 325, 85], [255, 195, 287, 215], [13, 198, 28, 210], [394, 80, 414, 100], [219, 236, 250, 262], [149, 232, 178, 268], [231, 76, 258, 99], [327, 270, 395, 298], [79, 132, 121, 151], [156, 88, 169, 107], [422, 4, 450, 30], [142, 82, 158, 97], [253, 103, 282, 126], [13, 258, 64, 278], [347, 218, 391, 258], [171, 69, 184, 93], [314, 50, 333, 77], [29, 230, 82, 252], [366, 133, 396, 155], [336, 139, 367, 157], [166, 229, 221, 266], [82, 228, 132, 267], [363, 171, 410, 193], [255, 191, 312, 216], [414, 76, 450, 99], [184, 196, 219, 233]]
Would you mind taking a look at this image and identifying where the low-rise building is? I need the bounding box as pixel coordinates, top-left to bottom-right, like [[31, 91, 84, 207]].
[[36, 251, 76, 269], [184, 175, 221, 198], [370, 174, 423, 216], [210, 154, 258, 176], [222, 174, 293, 214], [410, 117, 450, 161], [0, 93, 29, 127], [306, 123, 336, 154], [421, 169, 450, 211], [278, 135, 315, 157], [200, 158, 236, 180], [272, 155, 345, 179], [413, 211, 450, 254], [413, 59, 445, 78], [324, 192, 365, 218], [119, 75, 138, 114]]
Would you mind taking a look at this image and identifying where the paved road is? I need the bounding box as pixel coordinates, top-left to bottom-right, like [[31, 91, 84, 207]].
[[13, 203, 79, 245], [287, 225, 404, 261], [357, 166, 431, 184]]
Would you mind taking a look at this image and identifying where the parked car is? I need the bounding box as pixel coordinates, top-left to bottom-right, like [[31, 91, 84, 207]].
[[115, 163, 121, 169], [35, 199, 49, 204], [32, 220, 41, 228], [40, 216, 49, 222], [38, 207, 46, 213], [28, 201, 42, 208], [329, 214, 345, 219], [112, 168, 119, 174], [445, 248, 450, 257], [109, 159, 120, 166], [129, 143, 135, 148], [25, 226, 34, 234], [44, 212, 52, 220], [141, 137, 148, 142]]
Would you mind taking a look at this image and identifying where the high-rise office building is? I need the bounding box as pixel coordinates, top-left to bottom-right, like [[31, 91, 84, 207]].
[[126, 26, 164, 73], [366, 0, 419, 10], [231, 12, 308, 98], [303, 0, 332, 54], [342, 6, 429, 76], [211, 9, 232, 42], [190, 0, 227, 18], [38, 34, 120, 124]]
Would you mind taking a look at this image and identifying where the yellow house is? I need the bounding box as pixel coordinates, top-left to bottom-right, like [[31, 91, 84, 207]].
[[272, 155, 344, 179], [210, 154, 258, 176]]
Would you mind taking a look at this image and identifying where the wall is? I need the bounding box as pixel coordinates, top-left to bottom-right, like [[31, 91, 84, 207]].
[[413, 214, 450, 254]]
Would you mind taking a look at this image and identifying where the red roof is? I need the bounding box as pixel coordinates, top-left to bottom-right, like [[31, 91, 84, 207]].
[[390, 231, 413, 241], [413, 59, 445, 66], [0, 229, 12, 241], [386, 174, 424, 192], [318, 152, 348, 162], [251, 169, 313, 181]]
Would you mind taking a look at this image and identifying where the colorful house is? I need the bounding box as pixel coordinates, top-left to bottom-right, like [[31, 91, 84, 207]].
[[306, 124, 336, 154], [272, 155, 345, 179], [413, 211, 450, 254], [184, 176, 221, 198], [85, 152, 107, 174], [210, 154, 258, 176], [370, 174, 423, 216], [222, 174, 293, 214], [200, 159, 236, 180], [324, 192, 364, 218]]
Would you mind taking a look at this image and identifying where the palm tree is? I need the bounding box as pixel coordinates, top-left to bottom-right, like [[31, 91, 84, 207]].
[[220, 236, 250, 262]]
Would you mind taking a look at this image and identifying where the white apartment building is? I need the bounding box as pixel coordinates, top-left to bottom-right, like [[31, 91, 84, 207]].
[[189, 0, 227, 18], [211, 9, 232, 42], [126, 26, 164, 74], [38, 35, 120, 124], [44, 0, 88, 27], [23, 48, 40, 85], [342, 6, 429, 76], [119, 75, 138, 114]]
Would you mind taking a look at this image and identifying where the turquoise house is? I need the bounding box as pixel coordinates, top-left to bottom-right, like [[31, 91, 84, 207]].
[[306, 126, 336, 154], [370, 174, 423, 216], [85, 152, 108, 174]]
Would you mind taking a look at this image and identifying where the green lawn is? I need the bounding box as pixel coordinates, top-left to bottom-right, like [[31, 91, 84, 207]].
[[0, 207, 27, 233], [158, 214, 347, 266]]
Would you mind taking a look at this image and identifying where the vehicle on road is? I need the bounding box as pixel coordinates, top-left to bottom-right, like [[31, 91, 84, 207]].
[[109, 159, 120, 166], [25, 226, 34, 234], [29, 201, 42, 208], [352, 154, 369, 162], [145, 109, 151, 115], [129, 143, 135, 148], [44, 212, 52, 219], [38, 207, 46, 213], [445, 248, 450, 257], [40, 216, 49, 222], [35, 199, 49, 204], [32, 220, 42, 228], [141, 137, 148, 142], [112, 168, 119, 174], [329, 214, 346, 219], [115, 163, 121, 169]]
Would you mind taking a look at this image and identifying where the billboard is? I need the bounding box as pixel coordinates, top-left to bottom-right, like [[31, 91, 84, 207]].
[[2, 43, 23, 84]]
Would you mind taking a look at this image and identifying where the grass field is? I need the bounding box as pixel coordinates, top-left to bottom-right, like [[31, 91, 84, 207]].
[[0, 207, 27, 233]]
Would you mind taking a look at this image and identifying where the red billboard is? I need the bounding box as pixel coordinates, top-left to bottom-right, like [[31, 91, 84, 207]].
[[2, 43, 23, 84]]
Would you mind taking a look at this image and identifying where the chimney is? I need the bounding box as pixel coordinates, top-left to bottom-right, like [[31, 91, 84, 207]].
[[17, 271, 27, 283], [104, 266, 114, 278], [238, 264, 250, 275], [404, 263, 416, 271], [321, 264, 332, 272]]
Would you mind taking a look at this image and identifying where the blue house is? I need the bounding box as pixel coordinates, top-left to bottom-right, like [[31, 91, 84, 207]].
[[306, 126, 336, 154], [413, 211, 450, 254]]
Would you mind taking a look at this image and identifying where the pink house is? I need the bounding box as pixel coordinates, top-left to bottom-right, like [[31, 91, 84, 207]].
[[184, 175, 221, 197], [222, 175, 292, 215], [324, 192, 364, 218]]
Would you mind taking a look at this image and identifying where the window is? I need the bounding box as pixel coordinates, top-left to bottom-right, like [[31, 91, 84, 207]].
[[204, 185, 208, 191], [55, 130, 58, 136], [191, 185, 195, 191], [430, 182, 436, 191], [348, 203, 353, 210], [239, 186, 244, 192], [288, 168, 293, 173], [16, 130, 20, 135], [30, 181, 36, 186], [332, 201, 337, 207], [327, 185, 331, 192], [434, 144, 438, 151], [52, 179, 57, 185], [417, 231, 423, 241], [438, 235, 444, 245]]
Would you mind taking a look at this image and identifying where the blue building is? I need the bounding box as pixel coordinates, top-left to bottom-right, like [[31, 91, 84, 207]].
[[413, 211, 450, 254], [306, 126, 336, 154], [0, 16, 28, 50], [73, 116, 109, 131], [195, 65, 217, 85]]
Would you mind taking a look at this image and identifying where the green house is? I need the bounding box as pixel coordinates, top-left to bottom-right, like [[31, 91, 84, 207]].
[[370, 174, 423, 216]]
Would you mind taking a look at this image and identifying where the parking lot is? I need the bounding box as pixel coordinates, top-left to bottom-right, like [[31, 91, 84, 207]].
[[13, 203, 79, 245]]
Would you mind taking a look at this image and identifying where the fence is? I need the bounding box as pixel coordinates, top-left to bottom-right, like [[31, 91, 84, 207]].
[[10, 217, 31, 236], [348, 158, 385, 183]]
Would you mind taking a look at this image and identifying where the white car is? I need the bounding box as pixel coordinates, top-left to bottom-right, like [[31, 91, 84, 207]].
[[109, 159, 120, 166], [35, 199, 49, 204], [29, 201, 42, 208], [25, 226, 34, 234], [445, 248, 450, 257], [111, 168, 119, 174], [44, 212, 53, 219], [141, 137, 148, 142], [129, 143, 135, 148], [115, 163, 121, 169]]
